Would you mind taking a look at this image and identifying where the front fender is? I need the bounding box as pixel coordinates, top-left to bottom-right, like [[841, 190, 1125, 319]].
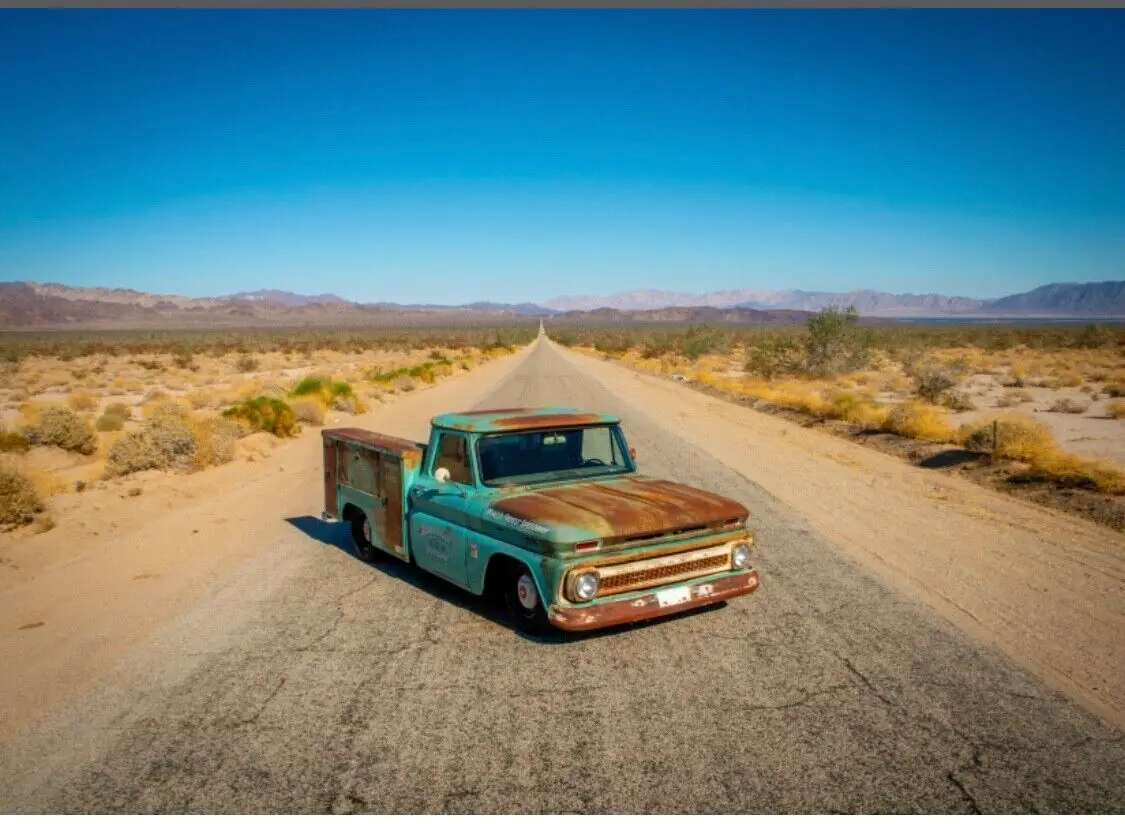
[[468, 532, 560, 604]]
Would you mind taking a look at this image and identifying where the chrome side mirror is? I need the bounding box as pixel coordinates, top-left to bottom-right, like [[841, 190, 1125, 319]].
[[434, 466, 452, 484]]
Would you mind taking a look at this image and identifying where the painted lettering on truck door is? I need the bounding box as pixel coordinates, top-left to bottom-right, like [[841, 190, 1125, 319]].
[[408, 431, 475, 587]]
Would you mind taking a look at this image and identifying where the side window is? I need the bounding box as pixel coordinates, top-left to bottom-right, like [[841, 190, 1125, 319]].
[[433, 433, 473, 485], [580, 427, 619, 465]]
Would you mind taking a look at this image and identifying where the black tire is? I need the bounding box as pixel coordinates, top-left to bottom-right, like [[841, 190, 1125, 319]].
[[349, 510, 380, 564], [502, 563, 552, 636]]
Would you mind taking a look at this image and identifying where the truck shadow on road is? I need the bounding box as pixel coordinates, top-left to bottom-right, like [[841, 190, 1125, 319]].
[[285, 515, 723, 644]]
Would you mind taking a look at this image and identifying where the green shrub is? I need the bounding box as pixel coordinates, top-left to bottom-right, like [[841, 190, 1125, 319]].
[[222, 396, 299, 438], [96, 413, 126, 432], [38, 407, 97, 455], [805, 306, 875, 376], [0, 464, 43, 526]]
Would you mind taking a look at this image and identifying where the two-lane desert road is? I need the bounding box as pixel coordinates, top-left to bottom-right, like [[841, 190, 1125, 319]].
[[1, 339, 1123, 813]]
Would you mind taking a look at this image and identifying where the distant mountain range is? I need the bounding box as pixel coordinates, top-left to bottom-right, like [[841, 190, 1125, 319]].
[[544, 281, 1125, 317], [1, 279, 1122, 330]]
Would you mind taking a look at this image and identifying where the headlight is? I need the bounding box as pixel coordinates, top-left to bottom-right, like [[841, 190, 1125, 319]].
[[731, 541, 752, 569], [573, 571, 599, 602]]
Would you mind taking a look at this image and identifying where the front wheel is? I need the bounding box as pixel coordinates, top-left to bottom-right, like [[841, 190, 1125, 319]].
[[349, 511, 380, 564], [503, 564, 552, 636]]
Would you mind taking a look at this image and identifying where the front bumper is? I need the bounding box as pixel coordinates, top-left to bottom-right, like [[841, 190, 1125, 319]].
[[547, 569, 760, 632]]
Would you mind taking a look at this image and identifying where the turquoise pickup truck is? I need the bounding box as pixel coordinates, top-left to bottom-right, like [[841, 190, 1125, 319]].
[[322, 407, 759, 634]]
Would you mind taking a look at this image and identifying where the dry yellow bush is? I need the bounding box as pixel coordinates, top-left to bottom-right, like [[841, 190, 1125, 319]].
[[882, 403, 955, 443], [186, 388, 215, 410], [957, 414, 1057, 464], [1107, 400, 1125, 420], [292, 397, 327, 425]]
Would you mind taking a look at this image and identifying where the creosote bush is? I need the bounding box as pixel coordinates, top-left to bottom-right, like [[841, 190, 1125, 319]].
[[222, 396, 299, 438]]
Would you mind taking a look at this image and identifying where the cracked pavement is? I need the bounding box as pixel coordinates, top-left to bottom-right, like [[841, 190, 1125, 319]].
[[1, 341, 1123, 813]]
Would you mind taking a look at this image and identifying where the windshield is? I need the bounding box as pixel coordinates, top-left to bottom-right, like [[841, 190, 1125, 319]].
[[477, 425, 631, 487]]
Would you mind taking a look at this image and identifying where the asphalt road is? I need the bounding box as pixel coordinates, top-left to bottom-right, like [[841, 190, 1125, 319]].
[[3, 341, 1123, 813]]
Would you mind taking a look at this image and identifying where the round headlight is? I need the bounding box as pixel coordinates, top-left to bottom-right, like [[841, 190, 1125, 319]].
[[731, 542, 752, 569], [573, 571, 599, 602]]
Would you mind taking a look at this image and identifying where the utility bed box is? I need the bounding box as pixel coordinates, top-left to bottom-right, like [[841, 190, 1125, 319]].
[[322, 427, 424, 560]]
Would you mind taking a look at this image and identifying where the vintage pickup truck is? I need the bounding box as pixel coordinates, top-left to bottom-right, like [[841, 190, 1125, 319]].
[[321, 407, 759, 634]]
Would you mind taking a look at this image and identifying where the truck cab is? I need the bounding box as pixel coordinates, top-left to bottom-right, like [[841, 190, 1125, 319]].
[[322, 407, 759, 633]]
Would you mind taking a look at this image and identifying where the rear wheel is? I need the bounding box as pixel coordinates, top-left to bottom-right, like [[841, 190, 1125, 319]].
[[349, 510, 380, 564], [503, 564, 552, 636]]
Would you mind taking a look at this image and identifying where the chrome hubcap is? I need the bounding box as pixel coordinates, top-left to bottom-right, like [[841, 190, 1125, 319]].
[[516, 574, 538, 610]]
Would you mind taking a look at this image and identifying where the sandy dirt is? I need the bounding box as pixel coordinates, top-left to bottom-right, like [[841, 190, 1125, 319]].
[[0, 338, 1122, 813]]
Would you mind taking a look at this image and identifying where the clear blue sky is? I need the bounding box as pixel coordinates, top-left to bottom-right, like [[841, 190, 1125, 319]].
[[1, 9, 1122, 304]]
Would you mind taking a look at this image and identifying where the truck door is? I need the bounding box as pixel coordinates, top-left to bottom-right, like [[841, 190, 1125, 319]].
[[409, 431, 473, 588]]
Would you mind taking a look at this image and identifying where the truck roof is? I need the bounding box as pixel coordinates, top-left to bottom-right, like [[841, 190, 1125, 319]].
[[431, 407, 620, 434]]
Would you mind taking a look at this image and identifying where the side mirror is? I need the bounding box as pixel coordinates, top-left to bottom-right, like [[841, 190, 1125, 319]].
[[434, 467, 452, 484]]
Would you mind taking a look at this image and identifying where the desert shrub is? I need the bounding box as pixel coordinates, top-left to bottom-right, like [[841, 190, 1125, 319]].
[[804, 306, 875, 376], [186, 389, 214, 410], [37, 407, 97, 455], [192, 417, 243, 469], [292, 397, 327, 425], [146, 407, 199, 470], [0, 464, 44, 526], [995, 390, 1033, 408], [235, 354, 260, 373], [172, 349, 197, 370], [744, 337, 805, 380], [104, 401, 132, 419], [912, 364, 958, 403], [941, 390, 976, 412], [0, 427, 29, 454], [105, 403, 210, 476], [96, 412, 126, 432], [1047, 398, 1089, 414], [292, 374, 332, 399], [67, 390, 98, 412], [1104, 385, 1125, 398], [291, 375, 363, 413], [1076, 323, 1113, 350], [222, 396, 299, 438], [144, 388, 169, 403], [106, 431, 166, 475], [957, 415, 1056, 463], [392, 375, 416, 392], [1107, 400, 1125, 419], [882, 402, 955, 443]]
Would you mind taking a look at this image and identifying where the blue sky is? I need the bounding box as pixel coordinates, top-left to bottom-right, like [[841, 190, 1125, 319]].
[[1, 9, 1122, 304]]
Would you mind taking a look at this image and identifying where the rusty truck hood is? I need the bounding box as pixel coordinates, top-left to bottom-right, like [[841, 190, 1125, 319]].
[[487, 474, 748, 545]]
